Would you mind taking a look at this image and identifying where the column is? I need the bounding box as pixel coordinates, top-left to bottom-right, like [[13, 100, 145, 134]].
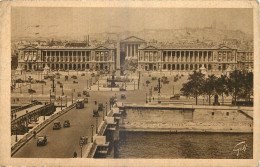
[[130, 44, 132, 57], [134, 44, 136, 58], [126, 45, 129, 58]]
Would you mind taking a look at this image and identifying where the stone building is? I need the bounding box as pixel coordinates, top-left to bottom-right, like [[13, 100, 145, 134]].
[[17, 44, 116, 72], [138, 44, 253, 73], [16, 36, 253, 73]]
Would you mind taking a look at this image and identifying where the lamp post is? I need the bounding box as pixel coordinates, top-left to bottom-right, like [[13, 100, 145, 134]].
[[61, 96, 63, 110], [91, 124, 94, 142], [146, 93, 148, 104], [72, 90, 74, 104], [15, 126, 18, 142], [103, 106, 105, 121], [106, 102, 107, 116], [96, 117, 98, 134], [49, 89, 51, 102], [66, 96, 67, 107]]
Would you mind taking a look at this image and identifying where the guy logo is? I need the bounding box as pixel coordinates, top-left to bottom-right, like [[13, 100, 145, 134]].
[[233, 141, 247, 156]]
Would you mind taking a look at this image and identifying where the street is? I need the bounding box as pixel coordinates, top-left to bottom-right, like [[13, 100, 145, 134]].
[[13, 93, 110, 158]]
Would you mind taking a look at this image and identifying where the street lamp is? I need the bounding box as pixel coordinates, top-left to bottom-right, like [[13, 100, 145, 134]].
[[103, 105, 105, 121], [15, 125, 18, 142], [91, 124, 94, 142], [60, 96, 63, 110], [96, 117, 98, 134], [106, 102, 107, 116]]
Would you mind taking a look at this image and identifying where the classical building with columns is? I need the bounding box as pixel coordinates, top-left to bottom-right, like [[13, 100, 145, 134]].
[[16, 36, 253, 73], [17, 44, 116, 72], [120, 36, 146, 60], [138, 44, 253, 73]]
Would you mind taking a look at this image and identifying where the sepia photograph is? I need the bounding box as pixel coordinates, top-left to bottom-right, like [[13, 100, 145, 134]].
[[0, 1, 259, 166]]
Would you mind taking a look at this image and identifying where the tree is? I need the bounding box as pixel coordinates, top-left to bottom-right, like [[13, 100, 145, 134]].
[[237, 71, 253, 103], [226, 70, 244, 105], [180, 71, 205, 105], [215, 75, 229, 105], [202, 74, 217, 105]]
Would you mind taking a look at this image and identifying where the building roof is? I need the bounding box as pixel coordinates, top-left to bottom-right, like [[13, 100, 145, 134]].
[[139, 43, 238, 50], [120, 36, 146, 43], [19, 44, 116, 50]]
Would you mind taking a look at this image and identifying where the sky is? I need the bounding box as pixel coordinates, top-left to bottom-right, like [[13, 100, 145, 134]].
[[11, 7, 253, 40]]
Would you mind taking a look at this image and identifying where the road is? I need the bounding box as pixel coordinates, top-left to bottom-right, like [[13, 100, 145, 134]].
[[13, 93, 110, 158]]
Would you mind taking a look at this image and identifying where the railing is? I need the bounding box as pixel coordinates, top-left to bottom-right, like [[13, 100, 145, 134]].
[[11, 103, 54, 125], [97, 121, 107, 136], [11, 102, 38, 115], [11, 103, 76, 156], [87, 143, 97, 158]]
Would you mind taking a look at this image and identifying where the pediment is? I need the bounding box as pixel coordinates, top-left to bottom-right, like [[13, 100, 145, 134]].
[[95, 46, 110, 50], [218, 45, 232, 50], [143, 45, 158, 50], [121, 36, 146, 43], [20, 45, 38, 50]]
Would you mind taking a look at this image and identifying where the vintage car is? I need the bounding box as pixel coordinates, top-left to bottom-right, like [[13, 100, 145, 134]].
[[76, 100, 84, 109], [170, 94, 181, 100], [80, 136, 88, 145], [98, 103, 104, 111], [83, 91, 90, 97], [37, 136, 47, 146], [81, 73, 85, 76], [71, 75, 77, 79], [53, 121, 61, 130], [84, 98, 88, 104], [65, 75, 69, 81], [121, 94, 126, 100], [93, 109, 99, 117], [63, 120, 70, 127]]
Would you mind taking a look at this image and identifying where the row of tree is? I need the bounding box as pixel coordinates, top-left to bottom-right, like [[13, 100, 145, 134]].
[[180, 70, 253, 105]]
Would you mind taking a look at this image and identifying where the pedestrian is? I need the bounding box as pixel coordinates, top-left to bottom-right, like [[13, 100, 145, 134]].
[[15, 114, 17, 119], [33, 131, 36, 139], [11, 114, 13, 120], [73, 152, 77, 158]]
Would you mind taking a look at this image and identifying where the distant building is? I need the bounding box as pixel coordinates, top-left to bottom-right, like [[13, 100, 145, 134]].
[[16, 36, 253, 73], [17, 44, 116, 72]]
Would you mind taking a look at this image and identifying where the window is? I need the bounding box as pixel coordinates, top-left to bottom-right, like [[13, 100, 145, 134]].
[[212, 112, 214, 116], [226, 112, 229, 116]]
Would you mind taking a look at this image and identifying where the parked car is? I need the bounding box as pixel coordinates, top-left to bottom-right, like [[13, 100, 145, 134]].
[[71, 75, 77, 79], [63, 120, 70, 127], [93, 109, 99, 117], [80, 136, 88, 144], [37, 136, 47, 146], [170, 94, 181, 100], [83, 91, 90, 97], [91, 73, 95, 77], [84, 98, 88, 104], [73, 81, 78, 84], [65, 75, 68, 81], [98, 103, 104, 111], [28, 89, 36, 93], [121, 94, 126, 100], [53, 121, 61, 130], [76, 100, 84, 109], [81, 73, 85, 76]]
